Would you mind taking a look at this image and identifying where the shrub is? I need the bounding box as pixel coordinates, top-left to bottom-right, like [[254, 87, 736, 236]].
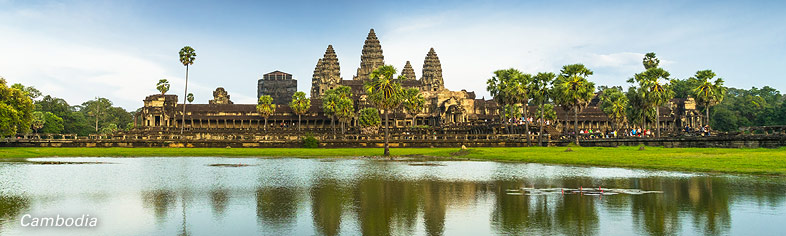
[[358, 108, 381, 127], [302, 133, 319, 148]]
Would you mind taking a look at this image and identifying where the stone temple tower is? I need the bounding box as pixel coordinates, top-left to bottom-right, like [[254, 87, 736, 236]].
[[311, 45, 342, 98], [353, 29, 385, 81], [421, 48, 444, 92], [401, 61, 416, 80]]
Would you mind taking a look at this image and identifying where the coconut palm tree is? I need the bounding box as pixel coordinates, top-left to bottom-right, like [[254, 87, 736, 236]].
[[179, 46, 196, 134], [692, 70, 727, 126], [256, 95, 276, 131], [365, 65, 405, 156], [552, 64, 595, 145], [289, 91, 311, 132], [531, 72, 556, 146], [402, 88, 425, 128]]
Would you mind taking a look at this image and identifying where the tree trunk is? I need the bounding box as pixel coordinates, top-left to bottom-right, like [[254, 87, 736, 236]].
[[412, 115, 416, 128], [181, 65, 189, 135], [384, 109, 390, 157], [706, 103, 710, 127], [574, 106, 579, 146], [656, 107, 660, 138], [341, 121, 345, 134], [331, 116, 336, 138], [298, 115, 302, 132], [264, 117, 267, 131], [538, 101, 544, 147], [524, 104, 530, 147]]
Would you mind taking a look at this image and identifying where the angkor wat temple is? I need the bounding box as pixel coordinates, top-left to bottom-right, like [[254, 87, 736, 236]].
[[133, 29, 704, 137]]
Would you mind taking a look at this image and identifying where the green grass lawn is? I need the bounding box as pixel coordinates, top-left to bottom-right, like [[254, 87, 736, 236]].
[[1, 146, 785, 175]]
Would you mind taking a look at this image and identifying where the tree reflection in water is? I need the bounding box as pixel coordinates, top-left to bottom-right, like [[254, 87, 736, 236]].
[[256, 186, 300, 230], [0, 195, 30, 233]]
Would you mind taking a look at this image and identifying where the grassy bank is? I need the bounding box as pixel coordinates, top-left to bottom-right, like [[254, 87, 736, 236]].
[[1, 146, 785, 175]]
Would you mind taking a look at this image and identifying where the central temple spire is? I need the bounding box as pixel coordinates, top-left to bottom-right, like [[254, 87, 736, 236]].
[[354, 28, 385, 81]]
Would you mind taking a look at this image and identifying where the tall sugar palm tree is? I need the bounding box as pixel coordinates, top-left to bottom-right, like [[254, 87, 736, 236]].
[[402, 88, 425, 128], [600, 87, 628, 132], [505, 72, 532, 146], [156, 79, 170, 127], [289, 91, 311, 132], [487, 69, 524, 134], [640, 68, 673, 137], [322, 92, 339, 135], [365, 65, 405, 156], [179, 46, 196, 134], [552, 64, 595, 146], [692, 70, 727, 126], [256, 95, 276, 131], [335, 97, 354, 134], [186, 93, 194, 104], [531, 72, 556, 146]]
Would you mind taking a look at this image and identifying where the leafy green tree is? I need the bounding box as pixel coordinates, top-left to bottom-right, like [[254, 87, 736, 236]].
[[179, 46, 196, 134], [41, 112, 64, 134], [81, 97, 112, 132], [552, 64, 595, 145], [187, 93, 194, 104], [35, 95, 91, 135], [402, 88, 425, 128], [599, 87, 628, 131], [625, 86, 653, 129], [11, 83, 41, 100], [100, 123, 118, 134], [359, 108, 381, 128], [0, 78, 34, 136], [671, 77, 703, 99], [31, 111, 45, 133], [289, 91, 311, 131], [710, 107, 738, 132], [365, 65, 405, 156], [531, 72, 555, 146], [692, 70, 726, 126], [256, 95, 276, 131]]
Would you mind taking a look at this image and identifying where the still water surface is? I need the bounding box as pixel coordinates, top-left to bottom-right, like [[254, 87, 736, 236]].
[[0, 157, 785, 235]]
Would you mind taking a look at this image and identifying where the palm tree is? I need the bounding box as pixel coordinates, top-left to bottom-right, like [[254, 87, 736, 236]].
[[402, 88, 425, 128], [256, 95, 276, 131], [641, 68, 673, 137], [505, 73, 533, 146], [179, 46, 196, 134], [157, 79, 170, 127], [487, 69, 524, 134], [365, 65, 405, 156], [289, 91, 311, 132], [600, 88, 628, 132], [531, 72, 556, 146], [692, 70, 727, 126], [321, 92, 339, 136], [335, 97, 354, 134], [553, 64, 595, 146], [186, 93, 194, 104], [643, 52, 660, 69]]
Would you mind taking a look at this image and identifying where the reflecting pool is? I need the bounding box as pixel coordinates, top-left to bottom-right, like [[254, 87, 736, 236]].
[[1, 157, 784, 235]]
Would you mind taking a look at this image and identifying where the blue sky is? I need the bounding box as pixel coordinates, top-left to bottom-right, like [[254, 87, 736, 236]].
[[1, 0, 784, 110]]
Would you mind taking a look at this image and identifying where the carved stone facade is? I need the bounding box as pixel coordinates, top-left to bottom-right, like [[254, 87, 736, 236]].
[[209, 87, 233, 105], [421, 48, 444, 92], [310, 45, 342, 98], [258, 71, 296, 104], [353, 29, 384, 81], [401, 61, 416, 80]]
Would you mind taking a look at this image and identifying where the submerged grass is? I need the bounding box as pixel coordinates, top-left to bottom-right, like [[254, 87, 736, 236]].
[[1, 146, 785, 175]]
